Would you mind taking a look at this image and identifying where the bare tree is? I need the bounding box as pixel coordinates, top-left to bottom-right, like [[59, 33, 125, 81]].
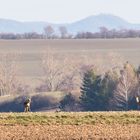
[[135, 66, 140, 109], [99, 26, 109, 38], [112, 62, 137, 110], [44, 25, 54, 39], [59, 26, 67, 38], [38, 49, 82, 92], [0, 53, 21, 96]]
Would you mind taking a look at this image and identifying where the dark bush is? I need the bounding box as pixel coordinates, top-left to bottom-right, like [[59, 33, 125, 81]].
[[60, 93, 80, 111], [31, 95, 59, 111], [0, 94, 59, 112], [0, 96, 25, 112]]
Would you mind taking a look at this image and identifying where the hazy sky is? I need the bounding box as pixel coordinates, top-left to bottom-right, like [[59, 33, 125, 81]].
[[0, 0, 140, 23]]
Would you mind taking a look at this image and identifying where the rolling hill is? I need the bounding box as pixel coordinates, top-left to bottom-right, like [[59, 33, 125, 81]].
[[0, 14, 140, 34]]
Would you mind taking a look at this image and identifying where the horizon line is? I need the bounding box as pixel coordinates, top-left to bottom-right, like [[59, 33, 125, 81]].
[[0, 13, 134, 24]]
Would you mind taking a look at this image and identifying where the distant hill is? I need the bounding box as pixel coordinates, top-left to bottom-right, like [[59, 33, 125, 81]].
[[0, 14, 140, 34]]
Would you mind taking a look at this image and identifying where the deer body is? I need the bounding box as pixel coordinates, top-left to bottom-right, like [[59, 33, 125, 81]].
[[24, 99, 31, 112]]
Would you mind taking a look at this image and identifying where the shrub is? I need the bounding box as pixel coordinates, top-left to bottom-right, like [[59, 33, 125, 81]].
[[60, 93, 80, 111]]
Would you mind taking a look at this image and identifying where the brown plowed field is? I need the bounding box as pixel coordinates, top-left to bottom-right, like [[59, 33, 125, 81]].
[[0, 124, 139, 140], [0, 112, 140, 140]]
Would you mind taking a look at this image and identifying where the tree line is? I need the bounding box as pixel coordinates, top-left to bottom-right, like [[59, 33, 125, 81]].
[[60, 62, 140, 111], [0, 52, 140, 111], [1, 26, 140, 39]]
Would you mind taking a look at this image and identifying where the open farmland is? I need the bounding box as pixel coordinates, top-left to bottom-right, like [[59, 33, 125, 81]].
[[0, 39, 140, 86], [0, 112, 140, 139]]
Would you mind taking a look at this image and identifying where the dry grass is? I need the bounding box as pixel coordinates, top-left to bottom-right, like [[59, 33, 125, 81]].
[[0, 112, 140, 139], [0, 39, 139, 86]]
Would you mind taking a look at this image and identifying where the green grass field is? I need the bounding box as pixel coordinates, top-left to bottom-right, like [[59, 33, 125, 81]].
[[0, 111, 140, 125]]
